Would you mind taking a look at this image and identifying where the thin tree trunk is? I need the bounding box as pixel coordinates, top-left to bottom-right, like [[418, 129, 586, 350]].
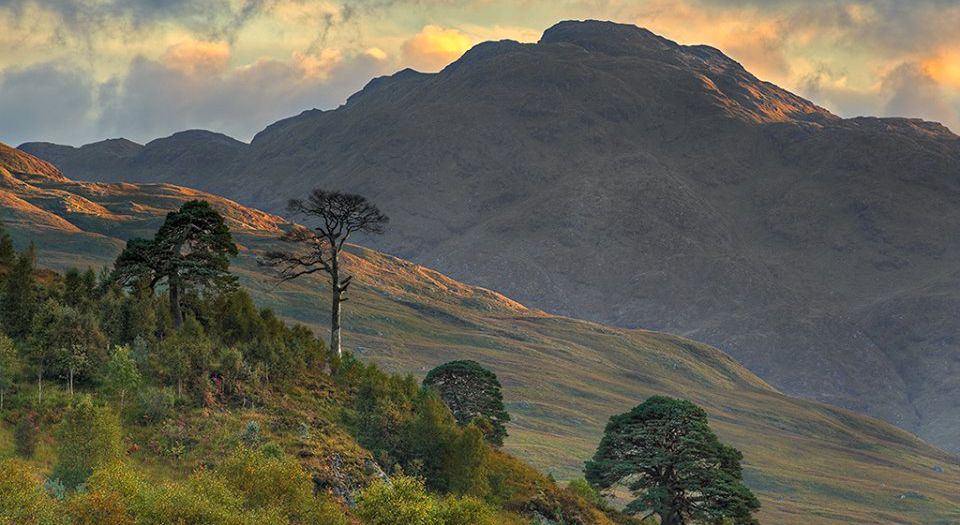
[[1, 388, 4, 411], [329, 261, 342, 359], [120, 389, 125, 411], [170, 274, 183, 329], [37, 371, 43, 405], [68, 367, 74, 396], [177, 377, 183, 399]]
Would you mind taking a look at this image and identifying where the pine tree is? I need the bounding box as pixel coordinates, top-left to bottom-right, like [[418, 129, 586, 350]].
[[1, 243, 37, 338], [0, 334, 20, 410], [586, 396, 760, 525], [0, 221, 15, 270]]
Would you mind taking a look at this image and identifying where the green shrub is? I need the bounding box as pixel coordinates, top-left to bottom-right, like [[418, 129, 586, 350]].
[[355, 475, 435, 525], [134, 386, 176, 424], [240, 420, 262, 446], [216, 446, 348, 524], [434, 495, 497, 525], [567, 478, 606, 509], [13, 413, 38, 458], [0, 459, 64, 525], [52, 396, 124, 489]]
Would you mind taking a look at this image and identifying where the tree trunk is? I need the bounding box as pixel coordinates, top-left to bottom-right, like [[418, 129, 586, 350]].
[[330, 272, 342, 360], [1, 388, 4, 411], [68, 367, 74, 396], [177, 377, 183, 399], [120, 389, 125, 411], [170, 274, 183, 329], [37, 371, 43, 405]]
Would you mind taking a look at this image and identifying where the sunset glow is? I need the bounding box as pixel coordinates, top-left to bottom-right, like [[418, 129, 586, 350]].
[[1, 0, 958, 145]]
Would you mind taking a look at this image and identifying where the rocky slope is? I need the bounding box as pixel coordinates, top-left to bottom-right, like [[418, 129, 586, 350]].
[[19, 20, 960, 454]]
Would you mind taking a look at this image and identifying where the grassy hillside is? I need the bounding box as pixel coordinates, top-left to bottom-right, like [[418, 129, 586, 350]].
[[3, 146, 959, 524]]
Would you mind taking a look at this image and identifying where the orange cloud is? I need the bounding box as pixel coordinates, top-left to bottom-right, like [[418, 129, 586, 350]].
[[923, 48, 960, 89], [294, 48, 343, 80], [162, 40, 231, 76], [402, 25, 473, 72]]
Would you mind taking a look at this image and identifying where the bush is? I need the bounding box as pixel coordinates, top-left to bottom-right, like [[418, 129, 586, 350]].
[[14, 413, 38, 458], [0, 459, 64, 525], [355, 474, 499, 525], [355, 475, 435, 525], [567, 478, 606, 509], [434, 495, 497, 525], [217, 447, 348, 524], [240, 420, 262, 446], [52, 396, 124, 489], [67, 489, 135, 525], [134, 386, 176, 424]]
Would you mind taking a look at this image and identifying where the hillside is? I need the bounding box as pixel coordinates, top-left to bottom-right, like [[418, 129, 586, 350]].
[[2, 144, 959, 524], [21, 20, 960, 455]]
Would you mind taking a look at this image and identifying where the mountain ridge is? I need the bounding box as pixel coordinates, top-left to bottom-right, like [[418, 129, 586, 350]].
[[16, 20, 960, 455]]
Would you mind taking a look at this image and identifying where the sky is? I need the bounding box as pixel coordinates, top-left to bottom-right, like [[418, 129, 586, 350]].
[[1, 0, 959, 146]]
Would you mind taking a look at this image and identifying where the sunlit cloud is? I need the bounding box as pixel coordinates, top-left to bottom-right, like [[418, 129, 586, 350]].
[[402, 25, 474, 71], [1, 0, 959, 145]]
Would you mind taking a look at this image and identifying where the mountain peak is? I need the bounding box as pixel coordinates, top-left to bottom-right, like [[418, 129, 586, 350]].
[[540, 19, 678, 55]]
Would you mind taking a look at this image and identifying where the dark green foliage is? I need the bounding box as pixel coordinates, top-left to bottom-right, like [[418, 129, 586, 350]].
[[0, 221, 15, 270], [28, 300, 107, 396], [1, 243, 38, 338], [14, 413, 38, 458], [53, 396, 124, 489], [62, 268, 98, 312], [423, 360, 511, 446], [0, 334, 20, 409], [585, 396, 760, 525], [133, 386, 176, 424], [112, 200, 238, 328]]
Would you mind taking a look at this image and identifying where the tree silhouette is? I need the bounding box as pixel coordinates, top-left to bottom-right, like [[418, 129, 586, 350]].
[[261, 190, 388, 359]]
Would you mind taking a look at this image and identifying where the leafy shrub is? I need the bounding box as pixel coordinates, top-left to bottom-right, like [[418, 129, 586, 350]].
[[0, 459, 64, 525], [216, 446, 348, 524], [66, 489, 134, 525], [52, 396, 124, 489], [14, 413, 38, 458], [434, 495, 497, 525], [134, 386, 176, 424], [43, 478, 66, 501], [240, 420, 262, 446], [567, 478, 606, 509], [355, 474, 499, 525], [355, 475, 435, 525]]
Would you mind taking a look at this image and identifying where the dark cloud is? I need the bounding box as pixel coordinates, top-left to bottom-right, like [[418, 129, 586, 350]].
[[0, 63, 96, 145], [883, 62, 957, 125], [95, 51, 388, 144]]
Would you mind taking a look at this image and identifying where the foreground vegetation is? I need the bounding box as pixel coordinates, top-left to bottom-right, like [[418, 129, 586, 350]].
[[0, 214, 650, 524]]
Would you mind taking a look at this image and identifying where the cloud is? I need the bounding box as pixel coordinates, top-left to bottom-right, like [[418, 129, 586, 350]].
[[3, 0, 960, 143], [0, 63, 96, 145], [402, 25, 474, 72], [883, 62, 958, 126], [95, 43, 389, 143], [161, 39, 232, 76]]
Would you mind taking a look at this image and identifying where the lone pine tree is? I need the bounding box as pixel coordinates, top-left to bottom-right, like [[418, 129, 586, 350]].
[[261, 189, 388, 359]]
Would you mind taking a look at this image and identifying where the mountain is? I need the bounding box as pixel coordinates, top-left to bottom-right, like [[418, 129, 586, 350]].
[[4, 143, 960, 524], [18, 20, 960, 456]]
